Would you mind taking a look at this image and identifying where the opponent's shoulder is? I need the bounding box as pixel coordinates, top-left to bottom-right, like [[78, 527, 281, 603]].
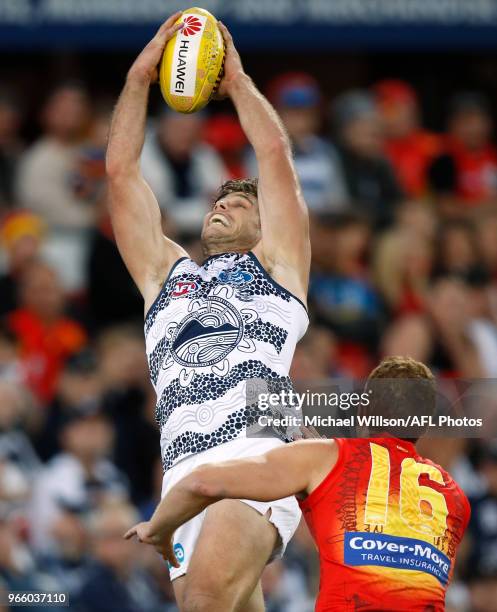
[[287, 439, 339, 498], [266, 439, 336, 470], [291, 438, 337, 453]]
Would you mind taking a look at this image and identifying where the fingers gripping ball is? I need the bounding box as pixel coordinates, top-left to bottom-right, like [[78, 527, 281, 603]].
[[160, 7, 225, 113]]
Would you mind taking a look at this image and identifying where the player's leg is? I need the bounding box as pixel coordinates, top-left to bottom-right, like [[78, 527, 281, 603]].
[[175, 499, 278, 612], [173, 576, 265, 612], [238, 581, 265, 612], [171, 576, 186, 610]]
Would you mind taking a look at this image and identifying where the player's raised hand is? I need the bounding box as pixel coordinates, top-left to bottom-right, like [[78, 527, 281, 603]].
[[127, 12, 184, 84], [124, 520, 180, 567], [214, 22, 245, 99]]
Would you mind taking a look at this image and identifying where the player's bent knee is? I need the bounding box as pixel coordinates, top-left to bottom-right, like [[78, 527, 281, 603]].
[[181, 559, 253, 612], [182, 569, 249, 612]]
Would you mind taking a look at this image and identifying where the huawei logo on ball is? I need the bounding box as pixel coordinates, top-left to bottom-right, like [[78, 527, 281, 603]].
[[182, 15, 202, 36]]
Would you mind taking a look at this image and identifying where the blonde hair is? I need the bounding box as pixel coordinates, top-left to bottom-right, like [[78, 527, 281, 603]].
[[373, 230, 431, 309], [366, 356, 436, 439], [368, 355, 434, 382]]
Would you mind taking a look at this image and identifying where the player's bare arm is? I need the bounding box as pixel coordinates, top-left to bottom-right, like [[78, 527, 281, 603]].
[[124, 439, 337, 566], [217, 23, 311, 304], [106, 12, 188, 311]]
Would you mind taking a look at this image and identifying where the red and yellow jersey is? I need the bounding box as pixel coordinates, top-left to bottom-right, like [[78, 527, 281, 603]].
[[299, 437, 470, 611]]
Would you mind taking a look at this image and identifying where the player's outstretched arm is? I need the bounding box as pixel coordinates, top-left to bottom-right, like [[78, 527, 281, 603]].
[[106, 12, 188, 310], [124, 439, 336, 566], [216, 24, 311, 303]]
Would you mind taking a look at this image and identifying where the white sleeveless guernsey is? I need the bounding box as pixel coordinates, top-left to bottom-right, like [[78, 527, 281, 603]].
[[144, 251, 309, 472]]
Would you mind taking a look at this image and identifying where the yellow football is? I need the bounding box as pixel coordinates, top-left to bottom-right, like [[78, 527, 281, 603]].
[[159, 7, 224, 114]]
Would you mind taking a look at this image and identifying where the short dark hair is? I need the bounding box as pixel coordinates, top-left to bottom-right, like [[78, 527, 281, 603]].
[[366, 356, 436, 440], [215, 178, 258, 202]]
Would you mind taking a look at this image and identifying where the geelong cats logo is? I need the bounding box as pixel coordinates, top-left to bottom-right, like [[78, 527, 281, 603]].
[[218, 268, 253, 286], [218, 267, 254, 302]]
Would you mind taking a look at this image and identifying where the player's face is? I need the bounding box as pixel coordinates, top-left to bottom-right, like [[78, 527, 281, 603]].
[[201, 191, 261, 250]]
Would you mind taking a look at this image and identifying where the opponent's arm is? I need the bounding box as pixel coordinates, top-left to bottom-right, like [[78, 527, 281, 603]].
[[124, 440, 336, 565], [217, 24, 310, 300], [106, 13, 188, 309]]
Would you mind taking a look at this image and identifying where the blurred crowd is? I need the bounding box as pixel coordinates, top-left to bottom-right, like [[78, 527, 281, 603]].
[[1, 71, 497, 611]]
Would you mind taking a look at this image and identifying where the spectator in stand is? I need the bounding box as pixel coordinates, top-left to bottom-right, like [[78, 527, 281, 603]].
[[0, 92, 23, 209], [76, 501, 163, 612], [87, 210, 143, 332], [140, 109, 226, 236], [434, 219, 481, 277], [16, 83, 96, 291], [476, 208, 497, 280], [373, 209, 434, 316], [0, 381, 40, 514], [7, 261, 87, 404], [332, 90, 404, 228], [467, 442, 497, 579], [262, 558, 314, 612], [35, 350, 102, 462], [97, 325, 159, 507], [378, 275, 490, 378], [464, 267, 497, 377], [0, 324, 22, 383], [247, 72, 347, 214], [426, 276, 486, 377], [86, 105, 144, 329], [203, 113, 248, 179], [429, 92, 497, 217], [0, 512, 60, 610], [394, 199, 437, 241], [467, 571, 497, 612], [309, 214, 382, 376], [16, 83, 94, 229], [40, 510, 90, 598], [374, 231, 433, 315], [380, 315, 433, 364], [385, 269, 497, 378], [290, 325, 338, 381], [71, 105, 109, 209], [138, 546, 183, 612], [29, 405, 128, 554], [0, 210, 45, 318], [97, 325, 149, 394], [373, 79, 441, 198]]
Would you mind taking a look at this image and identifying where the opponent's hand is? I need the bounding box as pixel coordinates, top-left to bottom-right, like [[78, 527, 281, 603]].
[[127, 12, 184, 85], [214, 22, 245, 99], [124, 521, 180, 567]]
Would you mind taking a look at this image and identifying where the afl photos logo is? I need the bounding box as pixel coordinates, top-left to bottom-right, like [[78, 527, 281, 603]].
[[171, 296, 243, 367], [182, 15, 203, 36]]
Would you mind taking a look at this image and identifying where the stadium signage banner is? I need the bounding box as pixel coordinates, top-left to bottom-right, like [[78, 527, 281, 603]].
[[2, 0, 497, 48]]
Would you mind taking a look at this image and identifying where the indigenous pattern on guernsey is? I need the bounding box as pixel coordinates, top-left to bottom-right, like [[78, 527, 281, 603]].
[[144, 252, 309, 472]]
